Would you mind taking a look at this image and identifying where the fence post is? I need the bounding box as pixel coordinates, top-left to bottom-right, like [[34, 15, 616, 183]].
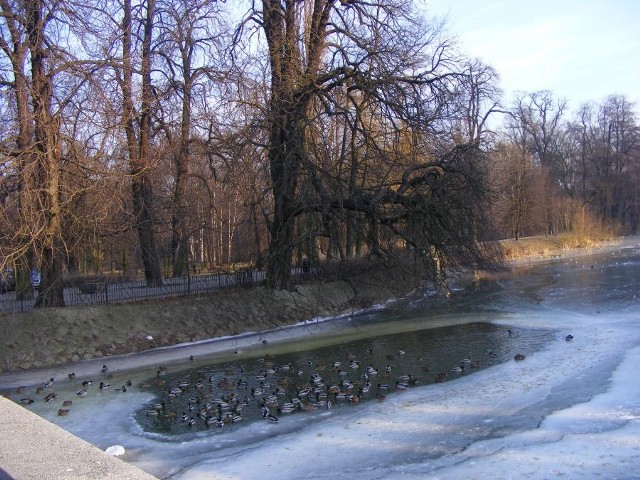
[[105, 282, 109, 305]]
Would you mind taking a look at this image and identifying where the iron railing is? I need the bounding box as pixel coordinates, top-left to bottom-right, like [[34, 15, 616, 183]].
[[0, 266, 315, 314]]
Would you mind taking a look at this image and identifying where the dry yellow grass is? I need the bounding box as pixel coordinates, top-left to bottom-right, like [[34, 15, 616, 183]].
[[498, 233, 612, 260]]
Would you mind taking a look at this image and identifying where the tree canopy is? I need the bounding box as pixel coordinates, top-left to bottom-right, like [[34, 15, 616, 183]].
[[0, 0, 637, 306]]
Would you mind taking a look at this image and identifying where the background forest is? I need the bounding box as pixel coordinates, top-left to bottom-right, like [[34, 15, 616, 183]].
[[0, 0, 638, 307]]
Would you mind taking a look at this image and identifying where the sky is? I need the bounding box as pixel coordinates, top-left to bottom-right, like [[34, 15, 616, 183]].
[[423, 0, 640, 111]]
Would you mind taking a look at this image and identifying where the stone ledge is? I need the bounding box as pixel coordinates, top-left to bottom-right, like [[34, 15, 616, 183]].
[[0, 396, 157, 480]]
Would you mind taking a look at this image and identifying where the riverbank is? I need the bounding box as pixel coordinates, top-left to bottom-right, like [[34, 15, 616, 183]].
[[0, 257, 425, 374], [0, 234, 625, 374]]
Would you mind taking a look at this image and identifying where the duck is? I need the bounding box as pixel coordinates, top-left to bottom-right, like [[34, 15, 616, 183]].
[[451, 365, 464, 373], [488, 351, 498, 359], [57, 409, 70, 416], [266, 413, 279, 423], [297, 388, 310, 398], [44, 393, 57, 403], [565, 334, 574, 341], [99, 382, 110, 390], [514, 353, 526, 361], [279, 403, 296, 414], [279, 363, 291, 372], [76, 389, 88, 397], [67, 372, 76, 380], [434, 372, 448, 383], [62, 400, 72, 407], [395, 381, 408, 390], [43, 378, 54, 388], [19, 398, 34, 405], [206, 415, 224, 427], [101, 365, 109, 374], [82, 380, 94, 387]]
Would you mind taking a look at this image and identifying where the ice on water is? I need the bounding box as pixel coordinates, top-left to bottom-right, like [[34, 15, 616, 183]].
[[3, 240, 640, 479]]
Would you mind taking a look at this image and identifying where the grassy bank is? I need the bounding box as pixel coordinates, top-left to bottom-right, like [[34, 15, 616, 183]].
[[497, 233, 617, 260]]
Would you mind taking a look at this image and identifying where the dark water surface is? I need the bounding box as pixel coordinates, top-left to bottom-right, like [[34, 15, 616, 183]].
[[135, 320, 555, 435]]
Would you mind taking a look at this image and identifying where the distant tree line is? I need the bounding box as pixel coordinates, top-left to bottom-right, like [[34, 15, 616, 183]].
[[0, 1, 637, 307], [491, 91, 638, 241]]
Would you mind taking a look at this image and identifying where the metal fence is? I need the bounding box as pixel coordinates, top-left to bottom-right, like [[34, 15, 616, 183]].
[[0, 266, 314, 314]]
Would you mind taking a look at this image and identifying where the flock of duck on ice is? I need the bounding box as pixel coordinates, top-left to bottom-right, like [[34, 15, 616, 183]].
[[6, 330, 575, 430]]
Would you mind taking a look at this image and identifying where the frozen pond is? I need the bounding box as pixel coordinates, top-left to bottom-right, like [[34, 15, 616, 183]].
[[2, 238, 640, 479]]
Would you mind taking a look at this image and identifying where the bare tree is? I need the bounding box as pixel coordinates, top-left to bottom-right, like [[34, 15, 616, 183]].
[[570, 96, 639, 229], [0, 0, 36, 299], [116, 0, 163, 287], [234, 1, 499, 290], [153, 0, 227, 277], [489, 142, 537, 240], [508, 91, 568, 235], [0, 0, 103, 306]]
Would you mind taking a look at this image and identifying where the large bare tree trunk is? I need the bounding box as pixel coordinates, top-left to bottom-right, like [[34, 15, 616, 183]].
[[170, 57, 193, 277], [261, 0, 331, 289], [27, 0, 65, 307], [121, 0, 162, 287], [266, 116, 306, 289], [0, 0, 37, 300]]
